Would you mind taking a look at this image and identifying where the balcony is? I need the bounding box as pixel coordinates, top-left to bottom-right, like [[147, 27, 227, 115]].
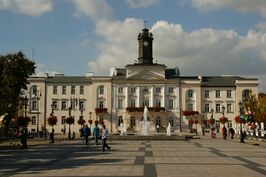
[[95, 108, 108, 114]]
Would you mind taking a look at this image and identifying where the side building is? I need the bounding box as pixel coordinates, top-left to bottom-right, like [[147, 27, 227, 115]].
[[24, 28, 259, 134]]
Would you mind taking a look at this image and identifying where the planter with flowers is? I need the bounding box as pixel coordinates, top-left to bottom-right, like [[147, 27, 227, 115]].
[[17, 116, 31, 128], [219, 116, 228, 125]]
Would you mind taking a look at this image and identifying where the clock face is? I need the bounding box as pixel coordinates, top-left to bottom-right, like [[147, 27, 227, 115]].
[[143, 41, 148, 46]]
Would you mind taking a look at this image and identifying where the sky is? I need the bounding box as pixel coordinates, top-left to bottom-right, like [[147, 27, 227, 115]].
[[0, 0, 266, 93]]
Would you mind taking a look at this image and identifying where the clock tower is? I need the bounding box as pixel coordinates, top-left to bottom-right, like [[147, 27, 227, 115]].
[[138, 28, 153, 64]]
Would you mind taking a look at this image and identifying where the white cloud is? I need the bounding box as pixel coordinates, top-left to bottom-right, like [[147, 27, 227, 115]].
[[191, 0, 266, 17], [126, 0, 159, 9], [0, 0, 53, 16], [72, 0, 113, 21], [88, 18, 266, 92], [257, 21, 266, 31]]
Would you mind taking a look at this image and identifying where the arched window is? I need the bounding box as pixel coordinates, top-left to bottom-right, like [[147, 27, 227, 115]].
[[98, 86, 104, 95], [118, 116, 123, 126], [242, 89, 252, 102], [187, 90, 194, 98]]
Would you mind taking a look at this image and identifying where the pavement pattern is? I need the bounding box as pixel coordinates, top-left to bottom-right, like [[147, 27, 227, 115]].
[[0, 137, 266, 177]]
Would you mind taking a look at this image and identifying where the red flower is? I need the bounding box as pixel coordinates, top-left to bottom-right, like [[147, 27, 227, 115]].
[[48, 116, 58, 127], [208, 118, 215, 125], [88, 119, 93, 124], [183, 110, 199, 116], [77, 119, 85, 125], [17, 116, 31, 127], [95, 108, 108, 113], [234, 116, 246, 124], [219, 116, 228, 124]]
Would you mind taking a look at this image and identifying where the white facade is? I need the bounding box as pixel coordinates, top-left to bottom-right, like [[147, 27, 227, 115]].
[[24, 28, 259, 134]]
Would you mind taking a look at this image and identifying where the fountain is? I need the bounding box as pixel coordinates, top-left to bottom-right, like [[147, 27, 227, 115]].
[[120, 123, 127, 136], [166, 123, 171, 136], [140, 106, 151, 135]]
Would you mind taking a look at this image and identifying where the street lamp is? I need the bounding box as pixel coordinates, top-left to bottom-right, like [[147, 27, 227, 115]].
[[22, 96, 28, 117], [36, 92, 41, 133], [238, 101, 245, 143], [195, 112, 199, 135], [222, 105, 225, 117]]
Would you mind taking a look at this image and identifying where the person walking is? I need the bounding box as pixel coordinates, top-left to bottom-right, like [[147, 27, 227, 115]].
[[102, 125, 111, 152], [229, 127, 235, 139], [84, 124, 91, 145], [93, 124, 100, 145], [222, 126, 227, 140]]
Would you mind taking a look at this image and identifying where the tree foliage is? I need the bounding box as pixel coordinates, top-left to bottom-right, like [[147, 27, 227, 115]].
[[0, 52, 35, 133]]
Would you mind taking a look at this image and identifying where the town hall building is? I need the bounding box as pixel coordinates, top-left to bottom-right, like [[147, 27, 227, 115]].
[[24, 28, 259, 135]]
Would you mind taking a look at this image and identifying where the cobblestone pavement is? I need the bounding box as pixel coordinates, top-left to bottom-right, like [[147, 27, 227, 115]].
[[0, 136, 266, 177]]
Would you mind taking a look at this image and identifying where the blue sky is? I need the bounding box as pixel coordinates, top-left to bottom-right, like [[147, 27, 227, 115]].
[[0, 0, 266, 92]]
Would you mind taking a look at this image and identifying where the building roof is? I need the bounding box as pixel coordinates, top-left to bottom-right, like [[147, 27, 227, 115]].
[[201, 76, 258, 87], [45, 76, 92, 83]]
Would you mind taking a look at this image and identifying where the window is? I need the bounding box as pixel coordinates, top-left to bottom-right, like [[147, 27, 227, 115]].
[[53, 86, 57, 94], [71, 86, 75, 94], [61, 116, 66, 125], [99, 117, 103, 123], [169, 99, 174, 109], [242, 90, 251, 101], [227, 90, 232, 98], [130, 117, 136, 128], [204, 90, 209, 98], [118, 87, 123, 94], [79, 100, 85, 110], [62, 86, 66, 95], [61, 100, 67, 110], [118, 99, 124, 109], [32, 86, 37, 96], [31, 116, 37, 125], [168, 87, 174, 93], [156, 87, 161, 93], [156, 117, 161, 126], [142, 98, 149, 107], [187, 90, 193, 98], [52, 101, 58, 110], [31, 100, 37, 110], [227, 103, 233, 113], [118, 116, 123, 126], [99, 86, 104, 95], [216, 90, 221, 98], [168, 117, 174, 126], [155, 99, 161, 107], [130, 99, 136, 107], [80, 86, 84, 94], [187, 103, 193, 111], [204, 103, 210, 112], [216, 103, 221, 112], [98, 100, 104, 108], [131, 87, 136, 94]]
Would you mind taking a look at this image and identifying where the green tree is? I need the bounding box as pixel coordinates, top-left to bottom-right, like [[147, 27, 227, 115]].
[[0, 52, 35, 135]]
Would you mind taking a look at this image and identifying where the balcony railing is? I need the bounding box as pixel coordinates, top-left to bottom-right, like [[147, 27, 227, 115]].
[[126, 107, 165, 112], [95, 108, 108, 114]]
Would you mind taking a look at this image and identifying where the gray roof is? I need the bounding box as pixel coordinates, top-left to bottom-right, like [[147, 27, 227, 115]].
[[201, 76, 257, 87], [45, 76, 92, 83]]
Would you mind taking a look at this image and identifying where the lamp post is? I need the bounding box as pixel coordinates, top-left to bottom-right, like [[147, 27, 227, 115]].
[[68, 106, 72, 139], [36, 92, 41, 133], [22, 96, 28, 117], [211, 108, 214, 119], [195, 112, 199, 135], [89, 111, 92, 128], [238, 101, 245, 143]]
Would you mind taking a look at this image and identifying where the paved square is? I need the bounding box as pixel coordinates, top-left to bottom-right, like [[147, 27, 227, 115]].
[[0, 137, 266, 177]]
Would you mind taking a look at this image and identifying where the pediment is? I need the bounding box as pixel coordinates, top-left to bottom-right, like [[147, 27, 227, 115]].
[[127, 70, 165, 80]]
